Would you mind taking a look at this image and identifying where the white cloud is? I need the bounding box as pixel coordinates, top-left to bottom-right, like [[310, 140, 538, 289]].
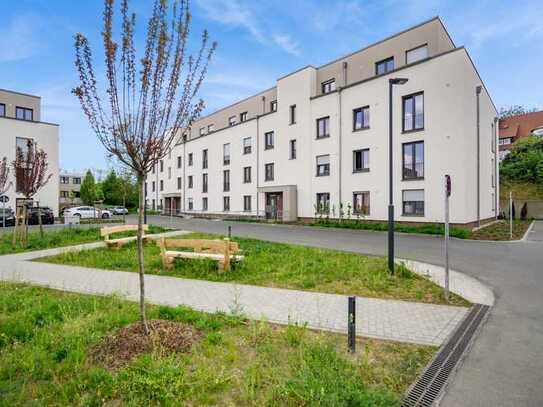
[[0, 14, 42, 62], [272, 34, 300, 56]]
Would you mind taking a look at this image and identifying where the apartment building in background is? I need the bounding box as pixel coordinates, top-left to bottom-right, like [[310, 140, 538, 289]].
[[0, 89, 60, 216], [147, 17, 498, 226], [498, 110, 543, 161], [59, 172, 84, 210]]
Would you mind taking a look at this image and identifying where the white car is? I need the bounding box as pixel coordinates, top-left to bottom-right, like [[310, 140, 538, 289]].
[[111, 206, 128, 215], [64, 206, 112, 219]]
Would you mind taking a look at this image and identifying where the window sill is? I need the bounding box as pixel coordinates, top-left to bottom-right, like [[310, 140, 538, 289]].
[[402, 177, 424, 181], [316, 174, 330, 177], [264, 147, 274, 151], [353, 169, 370, 174], [265, 179, 274, 182], [402, 128, 424, 134], [401, 213, 425, 217], [289, 122, 296, 126], [353, 126, 370, 133], [316, 135, 330, 140]]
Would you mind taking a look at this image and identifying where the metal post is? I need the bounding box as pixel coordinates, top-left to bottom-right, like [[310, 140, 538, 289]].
[[228, 225, 232, 239], [509, 191, 513, 240], [348, 296, 356, 353], [444, 176, 450, 302], [387, 80, 395, 275], [2, 199, 5, 230]]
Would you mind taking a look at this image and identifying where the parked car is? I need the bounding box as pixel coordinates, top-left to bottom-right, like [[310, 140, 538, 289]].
[[0, 208, 15, 227], [64, 206, 112, 219], [27, 207, 55, 225], [111, 206, 128, 215]]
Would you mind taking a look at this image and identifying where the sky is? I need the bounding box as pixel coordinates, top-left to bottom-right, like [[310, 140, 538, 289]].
[[1, 0, 542, 173]]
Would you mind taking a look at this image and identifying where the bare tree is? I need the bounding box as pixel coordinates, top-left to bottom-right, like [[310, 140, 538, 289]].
[[72, 0, 216, 333], [12, 140, 53, 244]]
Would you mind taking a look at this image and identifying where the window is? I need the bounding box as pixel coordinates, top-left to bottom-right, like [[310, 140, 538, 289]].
[[491, 123, 496, 153], [229, 115, 237, 126], [16, 106, 33, 121], [243, 137, 252, 154], [403, 189, 424, 216], [202, 173, 208, 193], [289, 139, 297, 160], [491, 158, 496, 188], [406, 44, 428, 64], [152, 181, 156, 192], [188, 198, 193, 210], [316, 193, 330, 214], [60, 191, 69, 198], [202, 149, 208, 169], [199, 127, 206, 136], [243, 195, 252, 212], [177, 177, 182, 190], [188, 153, 193, 166], [403, 92, 424, 132], [223, 196, 230, 211], [73, 177, 81, 184], [223, 143, 230, 165], [353, 192, 370, 215], [316, 154, 330, 176], [321, 79, 336, 94], [289, 105, 296, 124], [402, 141, 424, 180], [243, 166, 251, 183], [265, 163, 274, 181], [202, 197, 208, 211], [265, 131, 274, 150], [223, 170, 230, 192], [160, 180, 164, 191], [152, 164, 156, 174], [177, 156, 182, 168], [208, 124, 214, 133], [0, 103, 5, 117], [168, 167, 171, 179], [316, 116, 330, 139], [353, 149, 370, 172], [499, 138, 512, 145], [60, 176, 69, 184], [240, 112, 248, 122], [270, 100, 277, 112], [188, 175, 193, 189], [375, 57, 394, 75], [353, 106, 370, 130]]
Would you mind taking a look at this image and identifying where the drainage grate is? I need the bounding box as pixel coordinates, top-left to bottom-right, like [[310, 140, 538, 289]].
[[402, 304, 490, 407]]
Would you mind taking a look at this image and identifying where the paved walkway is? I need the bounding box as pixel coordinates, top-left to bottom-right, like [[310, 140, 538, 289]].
[[0, 238, 468, 347]]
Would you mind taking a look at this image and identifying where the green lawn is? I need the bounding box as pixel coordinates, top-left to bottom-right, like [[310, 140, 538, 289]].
[[39, 232, 468, 306], [0, 283, 433, 406], [0, 225, 168, 255]]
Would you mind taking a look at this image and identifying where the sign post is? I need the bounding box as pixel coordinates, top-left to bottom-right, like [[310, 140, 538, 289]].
[[0, 195, 9, 229], [348, 296, 356, 353], [444, 175, 451, 302], [509, 191, 513, 240]]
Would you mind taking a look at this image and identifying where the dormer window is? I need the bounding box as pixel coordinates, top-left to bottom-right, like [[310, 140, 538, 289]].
[[270, 100, 277, 112], [0, 103, 5, 117], [375, 57, 394, 75], [229, 116, 237, 126], [406, 44, 428, 64], [240, 112, 248, 122], [16, 106, 33, 121], [321, 79, 336, 94]]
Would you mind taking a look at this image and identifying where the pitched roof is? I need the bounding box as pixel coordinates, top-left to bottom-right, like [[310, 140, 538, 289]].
[[499, 110, 543, 139]]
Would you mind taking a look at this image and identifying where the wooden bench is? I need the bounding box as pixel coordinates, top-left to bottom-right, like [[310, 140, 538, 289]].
[[101, 224, 149, 249], [158, 237, 244, 272]]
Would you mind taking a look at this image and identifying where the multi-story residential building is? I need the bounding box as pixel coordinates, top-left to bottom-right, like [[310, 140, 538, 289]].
[[0, 89, 60, 216], [147, 17, 498, 226], [59, 172, 84, 210], [498, 110, 543, 161]]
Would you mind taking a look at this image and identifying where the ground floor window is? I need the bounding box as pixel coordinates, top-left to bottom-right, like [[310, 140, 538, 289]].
[[402, 189, 424, 216], [188, 198, 193, 210], [223, 196, 230, 211], [202, 197, 208, 211], [353, 191, 370, 215], [243, 195, 251, 212], [316, 193, 330, 214], [265, 163, 274, 181]]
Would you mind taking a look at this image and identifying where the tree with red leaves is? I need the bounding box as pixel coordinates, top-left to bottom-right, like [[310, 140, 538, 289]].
[[72, 0, 216, 333], [0, 157, 10, 197]]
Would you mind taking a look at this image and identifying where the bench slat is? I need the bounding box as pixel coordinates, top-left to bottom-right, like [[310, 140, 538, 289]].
[[101, 224, 149, 237], [165, 251, 244, 261]]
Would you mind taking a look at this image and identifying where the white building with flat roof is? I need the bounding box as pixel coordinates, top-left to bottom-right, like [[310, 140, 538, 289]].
[[146, 17, 498, 226], [0, 89, 60, 216]]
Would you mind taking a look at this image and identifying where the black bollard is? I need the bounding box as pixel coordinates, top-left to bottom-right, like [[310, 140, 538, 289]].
[[228, 225, 232, 239], [348, 296, 356, 353]]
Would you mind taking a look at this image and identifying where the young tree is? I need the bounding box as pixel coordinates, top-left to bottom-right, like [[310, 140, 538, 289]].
[[80, 170, 97, 205], [73, 0, 215, 333], [12, 140, 52, 243], [102, 170, 122, 205], [0, 157, 10, 197]]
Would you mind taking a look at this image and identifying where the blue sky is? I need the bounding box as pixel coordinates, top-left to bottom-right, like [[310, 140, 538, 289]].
[[1, 0, 542, 173]]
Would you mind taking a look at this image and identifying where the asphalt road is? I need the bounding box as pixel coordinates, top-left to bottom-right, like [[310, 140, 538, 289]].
[[133, 215, 543, 407]]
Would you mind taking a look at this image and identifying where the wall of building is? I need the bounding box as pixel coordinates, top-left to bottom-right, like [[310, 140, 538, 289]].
[[0, 89, 41, 121]]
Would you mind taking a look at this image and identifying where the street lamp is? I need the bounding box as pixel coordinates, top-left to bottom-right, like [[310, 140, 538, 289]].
[[388, 77, 408, 275]]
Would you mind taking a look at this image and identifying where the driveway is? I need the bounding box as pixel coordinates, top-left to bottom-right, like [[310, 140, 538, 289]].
[[133, 215, 543, 407]]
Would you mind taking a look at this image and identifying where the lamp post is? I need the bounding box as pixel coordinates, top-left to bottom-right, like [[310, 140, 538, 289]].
[[388, 77, 408, 275]]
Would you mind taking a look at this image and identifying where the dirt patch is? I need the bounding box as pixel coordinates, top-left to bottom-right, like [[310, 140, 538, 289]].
[[90, 319, 202, 370]]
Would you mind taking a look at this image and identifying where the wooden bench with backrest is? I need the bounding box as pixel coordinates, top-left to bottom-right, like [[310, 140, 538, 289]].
[[101, 224, 150, 249], [158, 237, 244, 272]]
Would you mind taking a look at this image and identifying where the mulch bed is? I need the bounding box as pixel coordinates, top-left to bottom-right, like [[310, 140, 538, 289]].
[[90, 319, 202, 370]]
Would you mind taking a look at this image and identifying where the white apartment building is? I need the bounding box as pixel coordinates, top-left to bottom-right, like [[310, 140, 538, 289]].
[[59, 172, 84, 210], [147, 17, 499, 226], [0, 89, 60, 216]]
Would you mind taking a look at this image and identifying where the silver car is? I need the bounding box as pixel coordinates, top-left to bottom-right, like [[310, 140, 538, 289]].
[[64, 206, 112, 219]]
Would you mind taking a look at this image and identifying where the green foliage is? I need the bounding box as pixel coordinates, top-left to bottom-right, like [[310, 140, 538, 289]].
[[80, 170, 97, 205], [97, 169, 139, 208], [101, 170, 122, 205], [500, 136, 543, 185]]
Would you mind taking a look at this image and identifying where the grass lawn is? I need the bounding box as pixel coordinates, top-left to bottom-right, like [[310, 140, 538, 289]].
[[0, 283, 434, 406], [500, 180, 543, 201], [0, 225, 168, 255], [470, 220, 532, 241], [39, 232, 468, 306]]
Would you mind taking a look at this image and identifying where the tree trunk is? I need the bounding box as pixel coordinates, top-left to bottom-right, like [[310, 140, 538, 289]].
[[23, 205, 28, 247], [12, 207, 19, 247], [38, 206, 43, 238], [137, 175, 149, 334]]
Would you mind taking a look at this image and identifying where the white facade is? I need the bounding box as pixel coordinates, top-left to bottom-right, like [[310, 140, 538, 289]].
[[0, 89, 60, 216], [147, 18, 498, 225]]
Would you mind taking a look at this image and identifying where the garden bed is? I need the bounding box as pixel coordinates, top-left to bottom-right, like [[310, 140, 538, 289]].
[[470, 220, 532, 240], [0, 283, 434, 406], [38, 232, 469, 306]]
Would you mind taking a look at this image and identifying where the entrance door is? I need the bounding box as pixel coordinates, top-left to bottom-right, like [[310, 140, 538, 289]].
[[265, 192, 283, 220]]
